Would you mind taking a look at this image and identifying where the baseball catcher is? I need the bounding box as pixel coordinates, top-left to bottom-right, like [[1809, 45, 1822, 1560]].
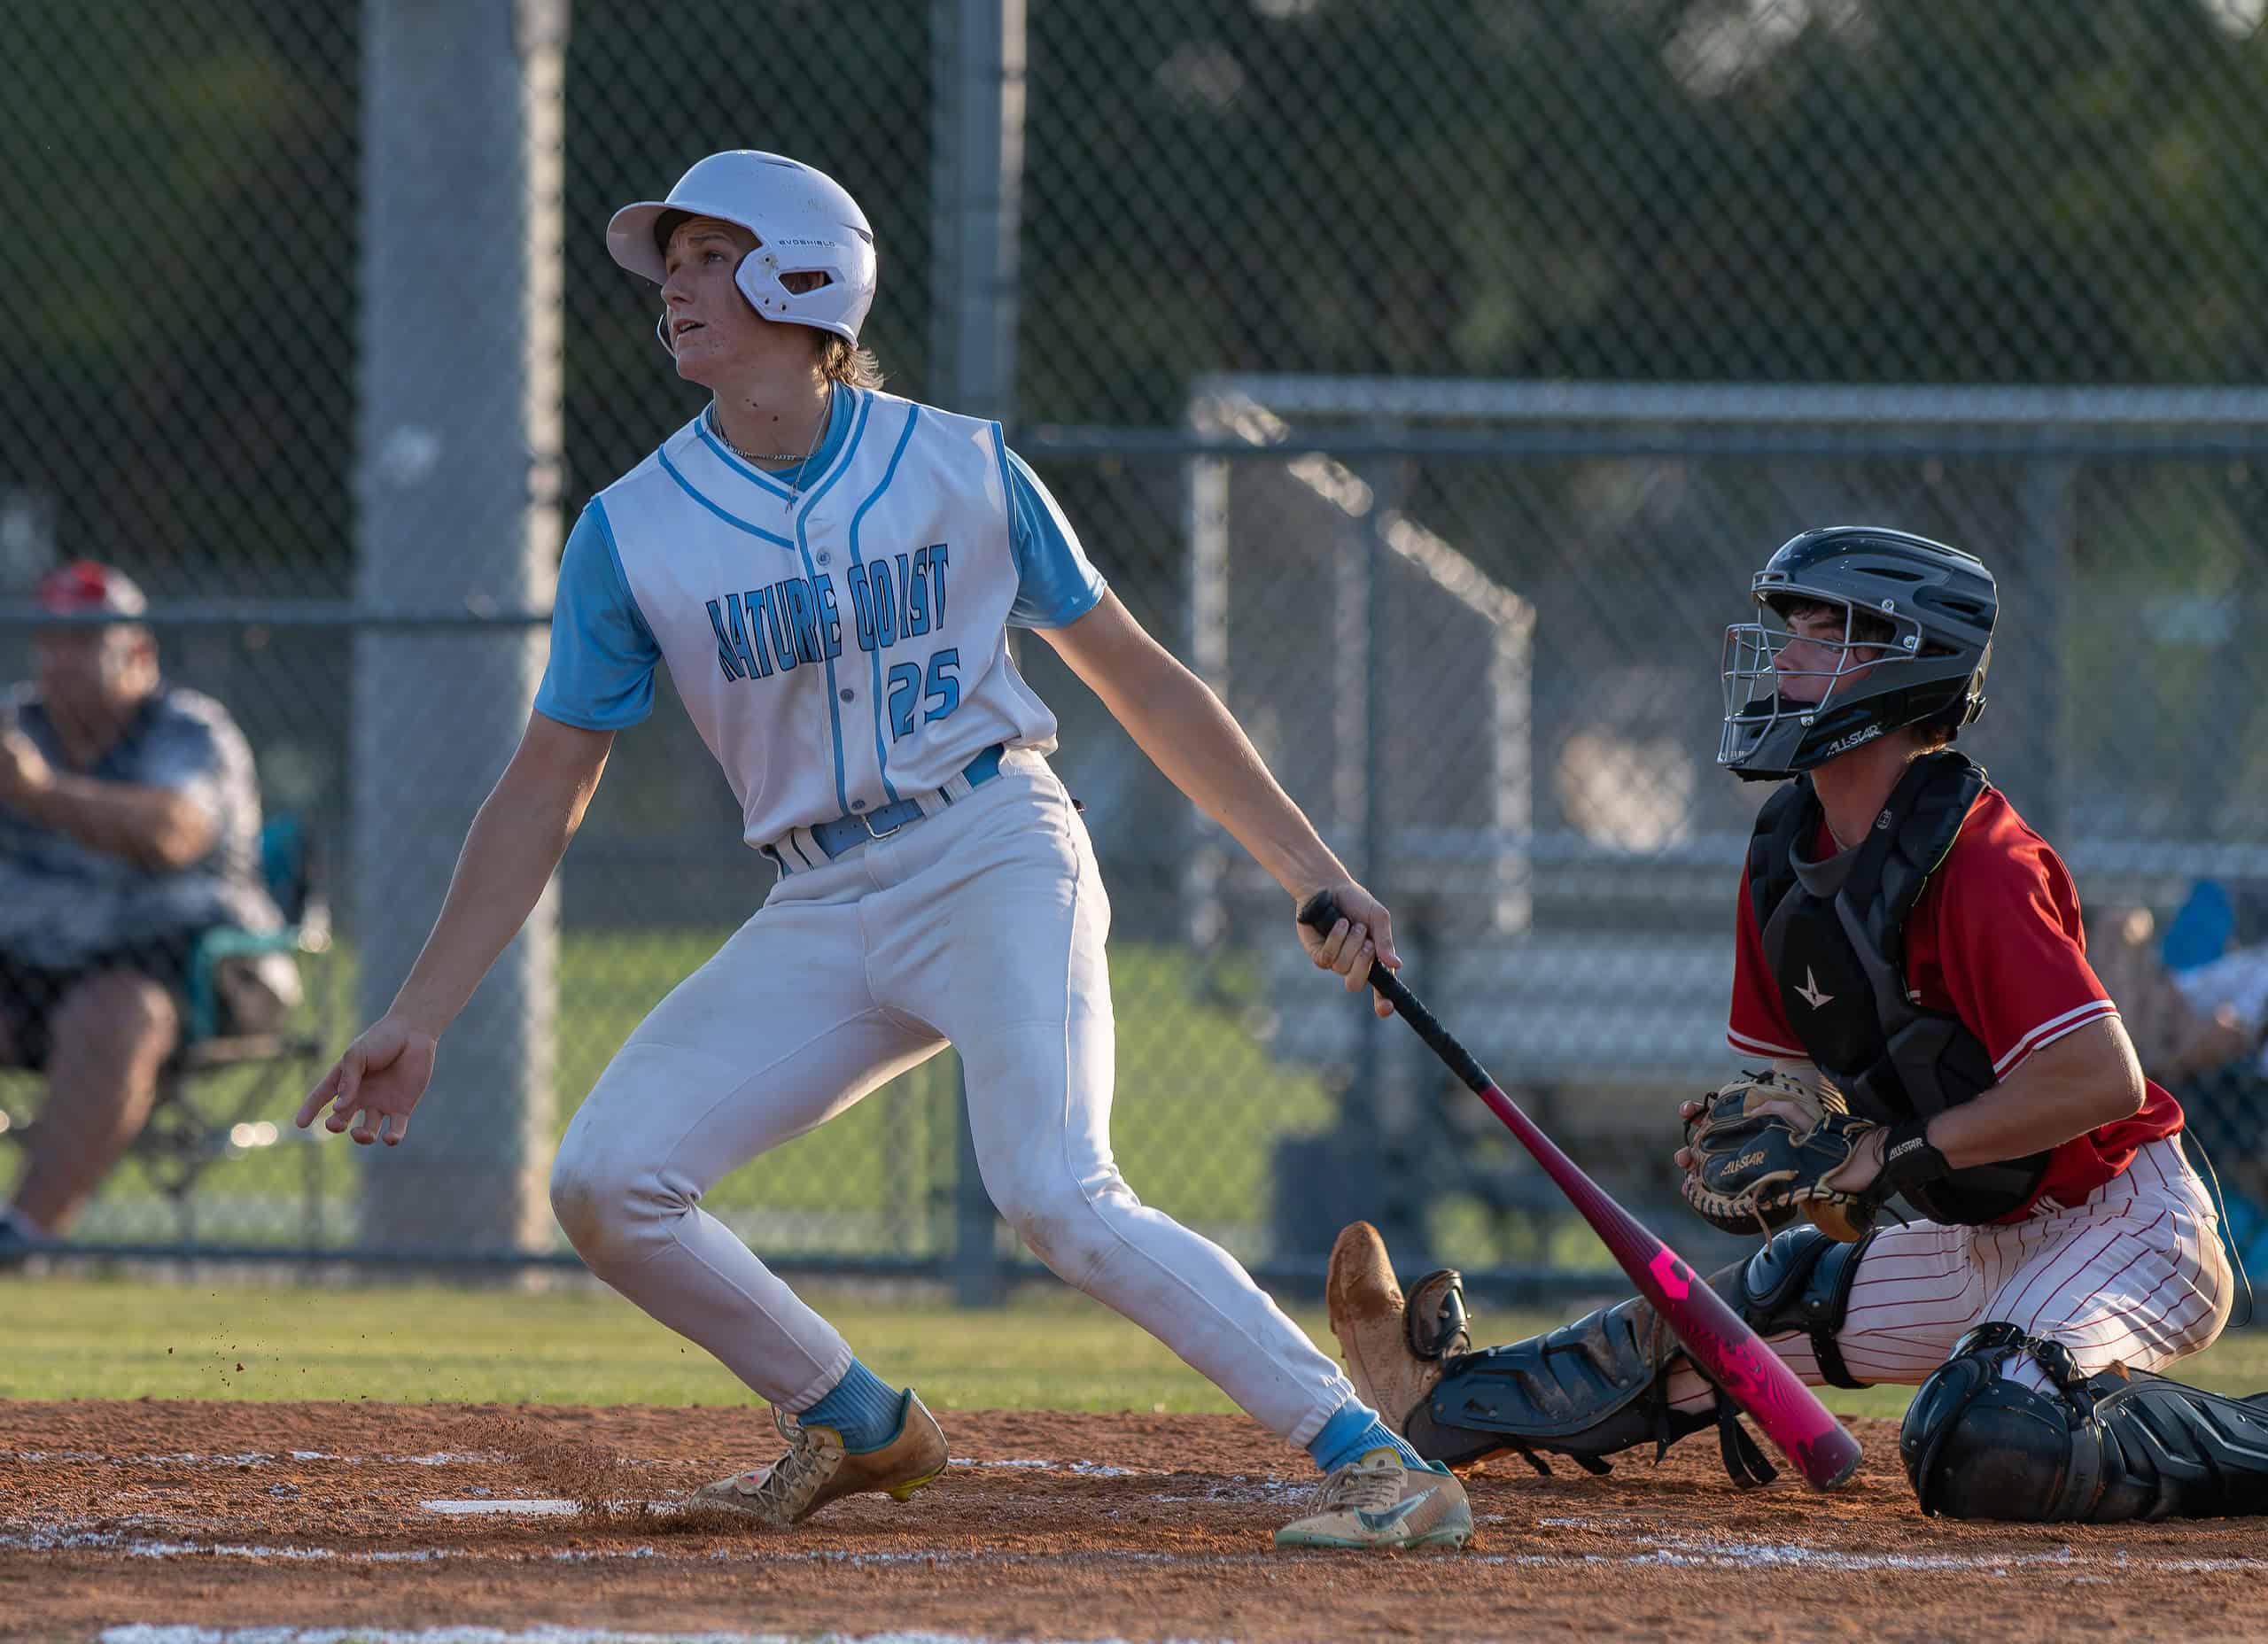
[[1326, 527, 2268, 1522]]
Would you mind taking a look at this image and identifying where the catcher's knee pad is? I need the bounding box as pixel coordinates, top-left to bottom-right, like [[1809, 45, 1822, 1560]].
[[1901, 1322, 2268, 1522], [1730, 1223, 1876, 1390]]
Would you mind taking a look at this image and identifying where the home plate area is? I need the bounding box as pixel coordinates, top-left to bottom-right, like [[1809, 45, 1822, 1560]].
[[7, 1401, 2268, 1642]]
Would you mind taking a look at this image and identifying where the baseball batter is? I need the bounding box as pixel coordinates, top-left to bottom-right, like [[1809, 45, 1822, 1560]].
[[1328, 527, 2268, 1521], [295, 151, 1470, 1550]]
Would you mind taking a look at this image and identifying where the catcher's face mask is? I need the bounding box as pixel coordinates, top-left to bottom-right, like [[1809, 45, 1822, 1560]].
[[1717, 527, 1997, 781], [1719, 595, 1920, 772]]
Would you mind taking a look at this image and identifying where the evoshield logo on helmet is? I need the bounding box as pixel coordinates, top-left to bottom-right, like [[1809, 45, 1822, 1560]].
[[1717, 526, 1998, 784]]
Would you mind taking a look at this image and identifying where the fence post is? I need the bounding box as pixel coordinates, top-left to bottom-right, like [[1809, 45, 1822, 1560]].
[[1353, 453, 1428, 1259], [2016, 457, 2078, 838], [934, 0, 1027, 1305], [352, 0, 565, 1257]]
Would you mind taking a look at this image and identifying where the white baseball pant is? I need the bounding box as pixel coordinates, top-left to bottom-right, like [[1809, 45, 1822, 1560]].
[[547, 753, 1355, 1443], [1668, 1136, 2233, 1410]]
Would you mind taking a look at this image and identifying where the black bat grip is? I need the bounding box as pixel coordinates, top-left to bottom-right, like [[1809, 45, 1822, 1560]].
[[1295, 889, 1497, 1097]]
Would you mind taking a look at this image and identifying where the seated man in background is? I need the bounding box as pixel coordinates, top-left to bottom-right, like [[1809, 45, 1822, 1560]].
[[2089, 903, 2264, 1089], [0, 562, 291, 1261], [2096, 896, 2268, 1270]]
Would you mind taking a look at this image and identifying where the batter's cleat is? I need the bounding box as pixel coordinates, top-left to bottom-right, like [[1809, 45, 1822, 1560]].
[[1325, 1221, 1469, 1436], [1274, 1448, 1473, 1551], [692, 1389, 949, 1529]]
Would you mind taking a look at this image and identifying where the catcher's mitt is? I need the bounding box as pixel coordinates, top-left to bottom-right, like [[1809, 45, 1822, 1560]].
[[1680, 1068, 1887, 1242]]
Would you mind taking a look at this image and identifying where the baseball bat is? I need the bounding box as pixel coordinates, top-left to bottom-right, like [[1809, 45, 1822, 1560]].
[[1298, 890, 1862, 1492]]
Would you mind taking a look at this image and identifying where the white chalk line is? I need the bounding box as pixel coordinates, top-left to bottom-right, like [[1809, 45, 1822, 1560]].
[[16, 1450, 1142, 1476], [13, 1519, 2268, 1577], [424, 1500, 680, 1517], [5, 1449, 519, 1468], [949, 1456, 1147, 1477], [98, 1629, 1200, 1644]]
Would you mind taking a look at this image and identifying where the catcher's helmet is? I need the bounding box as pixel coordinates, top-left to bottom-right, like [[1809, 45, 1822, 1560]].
[[606, 151, 877, 353], [1718, 526, 1996, 782]]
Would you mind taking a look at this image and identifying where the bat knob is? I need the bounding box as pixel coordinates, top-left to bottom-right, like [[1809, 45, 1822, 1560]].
[[1296, 888, 1344, 935]]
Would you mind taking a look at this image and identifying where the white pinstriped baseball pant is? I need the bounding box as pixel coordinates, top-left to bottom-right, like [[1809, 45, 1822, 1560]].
[[1667, 1136, 2233, 1410], [546, 756, 1356, 1444]]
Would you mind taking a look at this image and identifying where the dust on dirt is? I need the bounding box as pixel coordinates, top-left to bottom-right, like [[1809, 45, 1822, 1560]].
[[6, 1399, 2268, 1642]]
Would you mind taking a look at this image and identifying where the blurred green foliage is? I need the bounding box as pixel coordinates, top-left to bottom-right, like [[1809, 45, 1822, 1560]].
[[5, 0, 2265, 585]]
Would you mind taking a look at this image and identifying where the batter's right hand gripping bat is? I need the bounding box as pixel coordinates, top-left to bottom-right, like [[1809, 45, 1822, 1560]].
[[1298, 890, 1863, 1492]]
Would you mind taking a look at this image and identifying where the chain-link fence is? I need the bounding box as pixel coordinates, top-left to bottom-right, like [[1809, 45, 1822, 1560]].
[[4, 0, 2266, 1291]]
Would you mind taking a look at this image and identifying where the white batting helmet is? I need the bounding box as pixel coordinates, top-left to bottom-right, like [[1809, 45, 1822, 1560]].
[[606, 151, 877, 346]]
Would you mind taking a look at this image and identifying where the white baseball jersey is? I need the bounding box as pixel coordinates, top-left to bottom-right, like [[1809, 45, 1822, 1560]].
[[535, 384, 1106, 851]]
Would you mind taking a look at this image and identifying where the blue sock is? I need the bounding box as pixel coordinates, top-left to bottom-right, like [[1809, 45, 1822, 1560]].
[[798, 1359, 905, 1453], [1307, 1400, 1426, 1475]]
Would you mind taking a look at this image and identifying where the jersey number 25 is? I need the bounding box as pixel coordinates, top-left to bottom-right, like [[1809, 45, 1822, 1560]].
[[886, 648, 960, 740]]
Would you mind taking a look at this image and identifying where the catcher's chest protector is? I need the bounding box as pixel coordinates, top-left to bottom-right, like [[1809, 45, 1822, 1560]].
[[1747, 751, 2047, 1224]]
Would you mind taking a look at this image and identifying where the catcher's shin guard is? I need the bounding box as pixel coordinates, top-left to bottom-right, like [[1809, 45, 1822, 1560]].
[[1409, 1225, 1873, 1486], [1900, 1322, 2268, 1522]]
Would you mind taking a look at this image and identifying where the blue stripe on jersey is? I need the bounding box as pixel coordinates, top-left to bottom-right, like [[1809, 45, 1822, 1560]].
[[989, 423, 1015, 547], [793, 388, 871, 525], [848, 402, 923, 807], [656, 446, 796, 547], [532, 497, 660, 731], [790, 390, 876, 818], [695, 415, 794, 502], [695, 387, 854, 500], [992, 430, 1107, 630]]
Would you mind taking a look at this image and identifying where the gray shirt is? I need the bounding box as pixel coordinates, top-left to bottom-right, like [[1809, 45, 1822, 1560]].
[[0, 683, 282, 967]]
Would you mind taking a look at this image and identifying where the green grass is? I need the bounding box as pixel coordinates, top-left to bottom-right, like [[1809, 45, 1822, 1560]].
[[13, 1274, 2268, 1423], [4, 1274, 1337, 1409], [4, 934, 1347, 1250]]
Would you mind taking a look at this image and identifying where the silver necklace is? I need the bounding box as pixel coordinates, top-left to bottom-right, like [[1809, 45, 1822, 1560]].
[[711, 390, 832, 500]]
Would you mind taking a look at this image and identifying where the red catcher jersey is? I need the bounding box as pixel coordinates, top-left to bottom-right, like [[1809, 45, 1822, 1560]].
[[1728, 786, 2184, 1217]]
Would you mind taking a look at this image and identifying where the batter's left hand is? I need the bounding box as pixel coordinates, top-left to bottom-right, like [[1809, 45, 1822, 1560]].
[[1297, 881, 1399, 1019]]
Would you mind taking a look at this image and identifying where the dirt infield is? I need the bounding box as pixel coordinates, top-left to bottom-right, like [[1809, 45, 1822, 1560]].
[[6, 1400, 2268, 1643]]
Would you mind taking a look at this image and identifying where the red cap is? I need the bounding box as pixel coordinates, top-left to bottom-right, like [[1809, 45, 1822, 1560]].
[[35, 560, 148, 618]]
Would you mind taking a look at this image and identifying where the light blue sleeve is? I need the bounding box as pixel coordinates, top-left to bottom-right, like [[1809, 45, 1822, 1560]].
[[533, 499, 659, 730], [998, 438, 1107, 630]]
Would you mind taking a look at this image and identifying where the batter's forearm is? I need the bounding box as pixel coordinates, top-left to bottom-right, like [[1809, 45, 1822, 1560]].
[[387, 780, 584, 1038], [1106, 655, 1348, 896]]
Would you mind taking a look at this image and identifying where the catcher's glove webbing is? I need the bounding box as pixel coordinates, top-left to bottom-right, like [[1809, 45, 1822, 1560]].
[[1682, 1070, 1953, 1242]]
